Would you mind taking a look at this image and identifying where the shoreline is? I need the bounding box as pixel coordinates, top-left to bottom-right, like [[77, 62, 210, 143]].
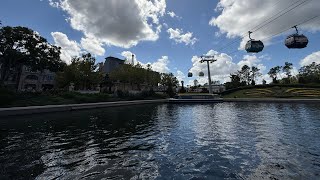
[[0, 99, 168, 117], [1, 98, 320, 117]]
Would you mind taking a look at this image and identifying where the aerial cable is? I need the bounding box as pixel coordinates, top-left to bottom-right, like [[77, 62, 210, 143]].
[[215, 0, 312, 53], [223, 15, 320, 57], [252, 0, 312, 33]]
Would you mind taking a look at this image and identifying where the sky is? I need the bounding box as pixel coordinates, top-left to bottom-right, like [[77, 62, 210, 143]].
[[1, 0, 320, 85]]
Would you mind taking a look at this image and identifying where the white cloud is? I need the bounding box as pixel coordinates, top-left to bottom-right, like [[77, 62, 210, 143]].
[[189, 50, 238, 84], [167, 11, 182, 20], [175, 70, 185, 83], [51, 0, 166, 48], [238, 55, 266, 73], [210, 0, 320, 49], [151, 56, 170, 73], [121, 51, 140, 65], [300, 51, 320, 66], [189, 50, 270, 84], [121, 51, 170, 73], [48, 0, 59, 8], [80, 36, 105, 56], [51, 32, 82, 64], [167, 28, 197, 45]]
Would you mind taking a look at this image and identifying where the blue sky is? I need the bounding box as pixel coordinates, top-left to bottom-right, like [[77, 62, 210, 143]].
[[1, 0, 320, 84]]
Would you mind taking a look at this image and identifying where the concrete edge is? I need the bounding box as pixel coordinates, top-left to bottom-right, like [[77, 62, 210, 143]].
[[0, 99, 169, 117]]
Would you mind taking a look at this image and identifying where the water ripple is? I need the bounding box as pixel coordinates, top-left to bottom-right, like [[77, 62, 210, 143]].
[[0, 103, 319, 179]]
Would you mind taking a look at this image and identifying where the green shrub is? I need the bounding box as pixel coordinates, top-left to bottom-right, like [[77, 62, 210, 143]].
[[0, 88, 15, 107]]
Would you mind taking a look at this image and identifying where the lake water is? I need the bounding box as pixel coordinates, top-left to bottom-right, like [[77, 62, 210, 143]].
[[0, 103, 320, 179]]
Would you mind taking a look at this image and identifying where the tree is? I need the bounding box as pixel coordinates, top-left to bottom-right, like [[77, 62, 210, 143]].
[[238, 65, 251, 85], [225, 74, 241, 90], [268, 66, 282, 84], [298, 62, 320, 84], [0, 26, 64, 87], [193, 79, 198, 87], [283, 62, 293, 77], [109, 63, 161, 90], [262, 79, 267, 85], [56, 53, 103, 90], [282, 62, 293, 84], [160, 73, 179, 97], [251, 66, 261, 85]]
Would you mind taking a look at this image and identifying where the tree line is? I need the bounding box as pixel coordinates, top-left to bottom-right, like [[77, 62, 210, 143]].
[[0, 25, 179, 96], [225, 61, 320, 90]]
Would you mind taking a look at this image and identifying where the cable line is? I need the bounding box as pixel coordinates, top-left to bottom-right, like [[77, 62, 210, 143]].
[[215, 0, 313, 53]]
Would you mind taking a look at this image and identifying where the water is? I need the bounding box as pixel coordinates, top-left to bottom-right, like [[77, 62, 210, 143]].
[[0, 103, 319, 179]]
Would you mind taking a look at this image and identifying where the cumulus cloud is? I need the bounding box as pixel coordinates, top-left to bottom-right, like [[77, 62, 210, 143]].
[[210, 0, 320, 49], [167, 11, 182, 19], [48, 0, 59, 8], [300, 51, 320, 66], [167, 28, 197, 45], [80, 36, 105, 56], [121, 51, 139, 65], [151, 56, 170, 73], [189, 50, 270, 84], [51, 32, 82, 64], [238, 55, 267, 73], [121, 51, 170, 73], [175, 70, 186, 83], [50, 0, 166, 48]]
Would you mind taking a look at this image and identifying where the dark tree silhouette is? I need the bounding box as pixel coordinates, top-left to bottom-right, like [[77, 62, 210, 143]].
[[0, 26, 64, 87]]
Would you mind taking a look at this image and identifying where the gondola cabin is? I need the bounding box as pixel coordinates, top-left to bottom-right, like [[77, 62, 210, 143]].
[[188, 72, 193, 77], [245, 40, 264, 53], [245, 31, 264, 53], [285, 26, 308, 49], [199, 72, 204, 77]]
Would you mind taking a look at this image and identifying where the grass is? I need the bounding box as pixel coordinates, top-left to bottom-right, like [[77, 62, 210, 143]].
[[223, 86, 320, 99]]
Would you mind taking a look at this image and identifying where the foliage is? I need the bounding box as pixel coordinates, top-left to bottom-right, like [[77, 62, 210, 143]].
[[298, 62, 320, 84], [0, 87, 14, 106], [0, 90, 167, 108], [0, 26, 64, 86], [268, 66, 282, 84], [56, 53, 103, 90], [109, 63, 161, 90], [225, 65, 261, 90], [225, 74, 241, 90], [251, 66, 261, 85], [160, 73, 179, 97], [238, 65, 251, 85]]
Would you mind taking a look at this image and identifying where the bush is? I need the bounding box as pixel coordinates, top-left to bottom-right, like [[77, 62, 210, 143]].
[[0, 88, 15, 106]]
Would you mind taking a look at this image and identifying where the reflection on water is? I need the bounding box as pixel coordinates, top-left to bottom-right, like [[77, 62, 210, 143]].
[[0, 103, 319, 179]]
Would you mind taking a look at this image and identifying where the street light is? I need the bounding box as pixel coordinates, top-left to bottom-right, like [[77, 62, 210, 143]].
[[200, 55, 217, 94]]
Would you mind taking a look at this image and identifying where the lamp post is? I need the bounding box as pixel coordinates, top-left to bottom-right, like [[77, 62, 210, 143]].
[[200, 55, 217, 94]]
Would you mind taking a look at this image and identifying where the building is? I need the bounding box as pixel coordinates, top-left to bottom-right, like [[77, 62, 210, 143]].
[[203, 84, 226, 93], [101, 56, 125, 73], [1, 65, 55, 91]]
